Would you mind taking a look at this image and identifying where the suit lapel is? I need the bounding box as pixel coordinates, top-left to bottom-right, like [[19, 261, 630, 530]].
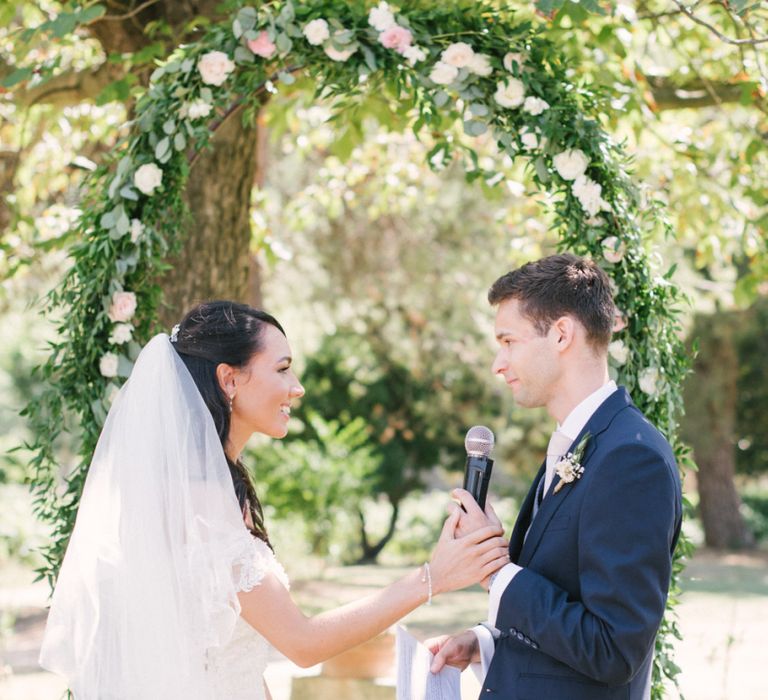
[[516, 387, 634, 566]]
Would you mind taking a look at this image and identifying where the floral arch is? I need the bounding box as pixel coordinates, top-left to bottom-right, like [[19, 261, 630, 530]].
[[26, 2, 691, 695]]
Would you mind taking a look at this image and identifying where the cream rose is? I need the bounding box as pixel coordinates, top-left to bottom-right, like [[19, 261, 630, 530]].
[[523, 96, 549, 115], [100, 352, 119, 378], [324, 44, 357, 62], [468, 53, 493, 77], [429, 61, 459, 85], [553, 149, 589, 181], [130, 219, 144, 243], [441, 42, 474, 68], [369, 2, 396, 31], [181, 99, 212, 120], [601, 236, 627, 264], [403, 45, 427, 66], [503, 52, 524, 72], [520, 129, 540, 150], [108, 291, 137, 323], [133, 163, 163, 196], [303, 18, 330, 45], [197, 51, 235, 86], [639, 367, 660, 396], [109, 323, 134, 345], [493, 78, 525, 108], [573, 175, 607, 216], [608, 340, 629, 365]]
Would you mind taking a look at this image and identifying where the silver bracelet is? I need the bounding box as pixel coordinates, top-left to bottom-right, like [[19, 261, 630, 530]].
[[421, 562, 433, 605]]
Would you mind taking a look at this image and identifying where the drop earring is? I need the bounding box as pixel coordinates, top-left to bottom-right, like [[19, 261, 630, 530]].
[[229, 394, 235, 412]]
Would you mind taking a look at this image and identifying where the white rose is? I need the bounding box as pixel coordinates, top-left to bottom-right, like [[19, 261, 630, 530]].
[[100, 352, 119, 378], [185, 98, 213, 120], [573, 175, 606, 216], [503, 52, 525, 72], [197, 51, 235, 86], [130, 218, 144, 243], [493, 78, 525, 108], [553, 148, 589, 181], [608, 340, 629, 365], [467, 52, 493, 77], [601, 235, 627, 263], [638, 367, 660, 396], [303, 18, 330, 45], [429, 61, 459, 85], [520, 126, 539, 150], [441, 42, 475, 68], [369, 2, 396, 31], [403, 45, 427, 66], [523, 96, 549, 115], [324, 44, 357, 62], [109, 323, 134, 345], [133, 163, 163, 196]]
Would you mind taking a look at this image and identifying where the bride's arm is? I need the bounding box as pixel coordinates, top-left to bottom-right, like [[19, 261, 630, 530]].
[[238, 512, 508, 668]]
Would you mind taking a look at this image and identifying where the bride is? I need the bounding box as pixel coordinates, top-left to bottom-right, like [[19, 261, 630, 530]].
[[39, 301, 508, 699]]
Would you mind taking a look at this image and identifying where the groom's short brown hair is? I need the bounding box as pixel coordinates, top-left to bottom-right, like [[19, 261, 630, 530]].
[[488, 253, 615, 350]]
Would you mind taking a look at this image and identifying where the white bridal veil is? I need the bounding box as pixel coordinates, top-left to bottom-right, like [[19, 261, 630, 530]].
[[39, 334, 259, 699]]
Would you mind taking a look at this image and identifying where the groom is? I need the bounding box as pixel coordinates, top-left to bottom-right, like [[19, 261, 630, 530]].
[[430, 254, 682, 699]]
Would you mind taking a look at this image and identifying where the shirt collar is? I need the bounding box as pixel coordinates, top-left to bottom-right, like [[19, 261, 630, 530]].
[[558, 380, 617, 441]]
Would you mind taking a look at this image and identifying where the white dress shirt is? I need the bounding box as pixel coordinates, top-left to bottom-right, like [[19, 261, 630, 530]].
[[470, 380, 617, 680]]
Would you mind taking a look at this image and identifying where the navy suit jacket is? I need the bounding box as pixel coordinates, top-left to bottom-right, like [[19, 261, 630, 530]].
[[481, 387, 682, 700]]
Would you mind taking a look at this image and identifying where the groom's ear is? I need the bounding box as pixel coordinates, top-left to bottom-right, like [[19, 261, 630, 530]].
[[552, 316, 576, 352]]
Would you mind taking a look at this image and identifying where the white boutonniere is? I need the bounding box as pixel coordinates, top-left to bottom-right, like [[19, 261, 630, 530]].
[[553, 432, 590, 494]]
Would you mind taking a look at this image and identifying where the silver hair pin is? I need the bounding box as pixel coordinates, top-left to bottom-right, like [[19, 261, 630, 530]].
[[170, 324, 180, 343]]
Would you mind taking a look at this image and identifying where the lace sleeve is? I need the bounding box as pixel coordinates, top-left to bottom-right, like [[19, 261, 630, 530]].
[[234, 538, 290, 593]]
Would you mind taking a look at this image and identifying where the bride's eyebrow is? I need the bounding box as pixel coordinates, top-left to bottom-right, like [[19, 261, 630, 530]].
[[276, 355, 292, 365]]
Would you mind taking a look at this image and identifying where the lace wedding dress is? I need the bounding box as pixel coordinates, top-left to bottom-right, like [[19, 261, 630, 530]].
[[206, 538, 290, 700]]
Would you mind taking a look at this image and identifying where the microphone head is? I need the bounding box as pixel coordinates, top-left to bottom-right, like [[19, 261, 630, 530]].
[[465, 425, 495, 457]]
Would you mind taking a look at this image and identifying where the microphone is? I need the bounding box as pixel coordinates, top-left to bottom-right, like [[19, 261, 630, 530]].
[[462, 426, 495, 510]]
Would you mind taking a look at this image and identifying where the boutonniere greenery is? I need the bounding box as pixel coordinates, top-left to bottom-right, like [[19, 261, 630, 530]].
[[553, 432, 591, 494]]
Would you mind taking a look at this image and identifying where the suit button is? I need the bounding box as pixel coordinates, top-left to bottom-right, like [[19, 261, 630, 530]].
[[532, 643, 539, 650], [509, 627, 517, 635], [516, 632, 524, 641]]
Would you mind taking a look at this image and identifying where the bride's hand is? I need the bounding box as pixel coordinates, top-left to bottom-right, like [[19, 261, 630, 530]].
[[428, 508, 509, 596], [449, 488, 503, 540]]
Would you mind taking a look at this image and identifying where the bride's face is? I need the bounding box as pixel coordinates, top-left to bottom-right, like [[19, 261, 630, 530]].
[[230, 324, 304, 439]]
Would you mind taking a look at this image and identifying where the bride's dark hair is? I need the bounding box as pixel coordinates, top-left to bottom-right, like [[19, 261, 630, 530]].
[[171, 300, 284, 548]]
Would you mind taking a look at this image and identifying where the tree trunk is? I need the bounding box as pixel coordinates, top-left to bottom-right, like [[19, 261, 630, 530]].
[[157, 112, 261, 326], [356, 500, 400, 564], [683, 311, 753, 549]]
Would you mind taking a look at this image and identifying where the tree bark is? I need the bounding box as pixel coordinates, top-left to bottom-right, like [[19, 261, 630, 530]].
[[157, 111, 260, 326], [356, 500, 400, 564], [683, 311, 753, 549]]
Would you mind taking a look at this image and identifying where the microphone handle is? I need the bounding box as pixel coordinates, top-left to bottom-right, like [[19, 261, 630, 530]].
[[463, 455, 494, 510]]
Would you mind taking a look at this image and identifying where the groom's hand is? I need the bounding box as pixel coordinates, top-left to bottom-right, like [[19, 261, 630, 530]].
[[450, 488, 503, 539], [426, 630, 480, 673]]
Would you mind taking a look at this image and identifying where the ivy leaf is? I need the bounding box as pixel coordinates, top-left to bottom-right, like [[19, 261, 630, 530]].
[[433, 90, 450, 108], [534, 156, 551, 183], [155, 137, 170, 161], [276, 33, 293, 53], [234, 46, 255, 64], [174, 132, 187, 151], [237, 6, 257, 32], [1, 67, 33, 88], [119, 186, 139, 201], [463, 119, 487, 136]]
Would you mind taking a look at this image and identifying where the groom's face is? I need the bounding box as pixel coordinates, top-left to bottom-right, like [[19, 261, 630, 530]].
[[492, 298, 560, 409]]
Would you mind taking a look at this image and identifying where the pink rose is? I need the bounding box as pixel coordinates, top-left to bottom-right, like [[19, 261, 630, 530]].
[[247, 31, 277, 59], [108, 291, 137, 323], [379, 25, 413, 54]]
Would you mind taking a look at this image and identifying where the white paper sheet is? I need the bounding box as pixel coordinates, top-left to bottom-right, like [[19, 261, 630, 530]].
[[396, 625, 461, 700]]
